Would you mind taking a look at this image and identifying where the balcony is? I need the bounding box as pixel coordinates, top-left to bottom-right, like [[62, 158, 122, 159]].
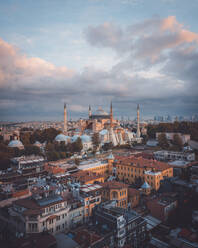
[[117, 228, 126, 238], [42, 207, 69, 218], [27, 228, 39, 233], [117, 220, 126, 229], [28, 216, 38, 221]]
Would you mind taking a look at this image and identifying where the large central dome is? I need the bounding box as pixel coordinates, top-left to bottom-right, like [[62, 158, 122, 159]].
[[94, 107, 108, 116]]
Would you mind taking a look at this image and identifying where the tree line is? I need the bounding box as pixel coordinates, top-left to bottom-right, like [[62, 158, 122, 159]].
[[0, 128, 83, 169], [147, 121, 198, 141]]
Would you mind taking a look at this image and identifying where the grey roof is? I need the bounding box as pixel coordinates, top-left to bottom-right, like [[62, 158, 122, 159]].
[[55, 233, 79, 248], [141, 181, 151, 189]]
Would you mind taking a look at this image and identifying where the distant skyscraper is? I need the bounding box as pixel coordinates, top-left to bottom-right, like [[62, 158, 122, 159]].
[[64, 103, 67, 135], [110, 101, 113, 128], [109, 101, 115, 145], [166, 115, 172, 122], [137, 104, 140, 138], [88, 105, 92, 118]]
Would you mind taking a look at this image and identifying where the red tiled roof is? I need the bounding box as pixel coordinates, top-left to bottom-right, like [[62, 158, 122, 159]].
[[115, 155, 172, 171], [102, 181, 128, 189], [13, 233, 56, 248], [128, 188, 140, 197], [23, 209, 41, 216], [179, 228, 192, 239], [14, 196, 65, 210], [70, 171, 103, 183], [46, 215, 57, 221], [73, 229, 102, 247]]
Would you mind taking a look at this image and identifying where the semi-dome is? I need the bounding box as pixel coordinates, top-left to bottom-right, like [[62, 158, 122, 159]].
[[107, 152, 114, 160], [55, 133, 69, 142], [34, 141, 41, 145], [8, 140, 24, 148], [141, 181, 151, 189], [94, 107, 108, 116], [99, 129, 108, 135], [71, 135, 80, 143], [80, 134, 91, 143]]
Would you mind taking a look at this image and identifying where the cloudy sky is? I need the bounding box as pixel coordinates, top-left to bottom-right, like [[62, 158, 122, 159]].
[[0, 0, 198, 121]]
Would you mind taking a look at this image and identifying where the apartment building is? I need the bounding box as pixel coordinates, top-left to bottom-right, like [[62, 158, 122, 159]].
[[128, 188, 140, 209], [69, 170, 105, 185], [78, 160, 109, 176], [93, 201, 147, 248], [70, 183, 102, 221], [8, 186, 74, 235], [101, 181, 128, 209], [147, 195, 178, 222], [156, 132, 190, 145], [154, 150, 195, 162], [115, 156, 173, 191]]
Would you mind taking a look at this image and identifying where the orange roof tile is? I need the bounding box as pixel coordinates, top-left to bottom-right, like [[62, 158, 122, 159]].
[[115, 155, 172, 171], [102, 180, 128, 189]]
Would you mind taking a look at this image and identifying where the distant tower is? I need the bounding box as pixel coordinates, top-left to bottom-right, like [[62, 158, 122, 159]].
[[64, 103, 67, 135], [137, 104, 141, 138], [109, 101, 114, 144], [89, 105, 92, 118], [110, 101, 113, 128]]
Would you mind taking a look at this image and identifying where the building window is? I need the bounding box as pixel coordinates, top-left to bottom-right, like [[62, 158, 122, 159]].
[[28, 223, 38, 232], [49, 219, 54, 224]]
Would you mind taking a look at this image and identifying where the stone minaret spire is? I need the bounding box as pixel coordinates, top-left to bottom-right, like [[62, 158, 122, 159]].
[[137, 104, 140, 138], [64, 103, 67, 135], [109, 101, 117, 146], [110, 101, 113, 128], [109, 101, 114, 144], [88, 105, 92, 118]]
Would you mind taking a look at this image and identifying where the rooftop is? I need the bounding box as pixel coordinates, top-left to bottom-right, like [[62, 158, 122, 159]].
[[102, 181, 128, 190], [115, 155, 172, 171], [141, 181, 151, 189]]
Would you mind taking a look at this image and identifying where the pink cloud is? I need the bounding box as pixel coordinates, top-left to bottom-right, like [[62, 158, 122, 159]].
[[0, 38, 74, 88]]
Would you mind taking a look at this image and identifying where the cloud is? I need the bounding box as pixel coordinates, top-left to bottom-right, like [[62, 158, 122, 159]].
[[84, 22, 124, 49], [85, 16, 198, 60], [0, 37, 74, 89], [1, 16, 198, 120]]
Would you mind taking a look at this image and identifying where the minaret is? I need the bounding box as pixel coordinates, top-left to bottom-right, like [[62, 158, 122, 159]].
[[64, 103, 67, 135], [137, 104, 140, 138], [88, 105, 92, 118], [109, 101, 115, 145], [110, 101, 113, 128]]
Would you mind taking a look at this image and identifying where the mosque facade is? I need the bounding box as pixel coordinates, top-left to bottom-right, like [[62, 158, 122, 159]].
[[54, 102, 142, 152]]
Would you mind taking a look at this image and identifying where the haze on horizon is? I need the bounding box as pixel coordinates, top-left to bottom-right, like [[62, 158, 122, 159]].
[[0, 0, 198, 122]]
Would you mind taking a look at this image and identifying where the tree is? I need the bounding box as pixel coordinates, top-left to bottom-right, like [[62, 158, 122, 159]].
[[158, 133, 169, 149], [72, 137, 83, 152], [24, 145, 41, 155], [30, 128, 61, 144], [46, 151, 60, 161], [20, 132, 31, 145], [102, 142, 113, 151], [172, 134, 183, 151], [45, 142, 55, 153], [74, 158, 80, 165], [92, 133, 100, 150]]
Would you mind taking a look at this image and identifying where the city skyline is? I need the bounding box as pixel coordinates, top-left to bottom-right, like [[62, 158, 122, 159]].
[[0, 0, 198, 121]]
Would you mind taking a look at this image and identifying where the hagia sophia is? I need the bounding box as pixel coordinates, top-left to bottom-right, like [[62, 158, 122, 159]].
[[7, 102, 142, 152], [53, 102, 142, 151]]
